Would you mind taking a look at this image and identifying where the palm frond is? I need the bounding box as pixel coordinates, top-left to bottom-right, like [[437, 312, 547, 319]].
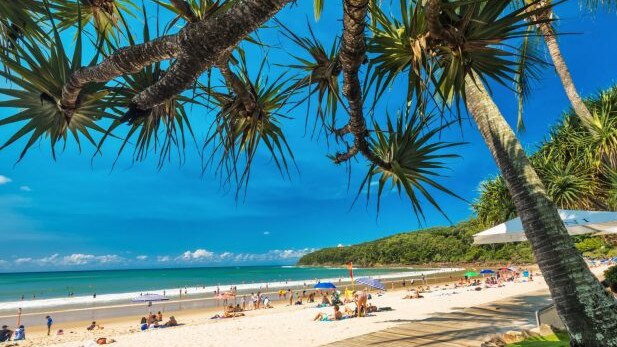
[[314, 0, 324, 20], [472, 176, 516, 226], [357, 105, 465, 222], [51, 0, 136, 42], [537, 160, 596, 209], [366, 0, 555, 120], [0, 0, 47, 62], [367, 0, 430, 106], [276, 19, 341, 137], [514, 25, 547, 132], [0, 10, 115, 161], [201, 53, 296, 193]]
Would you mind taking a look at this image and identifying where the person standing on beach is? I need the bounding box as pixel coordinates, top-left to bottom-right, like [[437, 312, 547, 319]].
[[45, 315, 53, 336]]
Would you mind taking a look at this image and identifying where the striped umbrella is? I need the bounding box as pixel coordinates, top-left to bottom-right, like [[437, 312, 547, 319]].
[[355, 277, 386, 291]]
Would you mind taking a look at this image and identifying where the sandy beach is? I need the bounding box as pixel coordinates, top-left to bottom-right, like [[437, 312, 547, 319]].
[[3, 265, 607, 347]]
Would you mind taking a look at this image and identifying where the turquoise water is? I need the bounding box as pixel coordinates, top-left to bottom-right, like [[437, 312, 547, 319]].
[[0, 266, 415, 303]]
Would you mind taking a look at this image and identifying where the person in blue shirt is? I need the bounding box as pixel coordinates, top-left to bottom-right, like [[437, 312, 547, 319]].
[[46, 315, 53, 336], [13, 325, 25, 341]]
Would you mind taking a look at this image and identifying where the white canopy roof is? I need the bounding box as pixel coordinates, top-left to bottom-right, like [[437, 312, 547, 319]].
[[473, 209, 617, 245]]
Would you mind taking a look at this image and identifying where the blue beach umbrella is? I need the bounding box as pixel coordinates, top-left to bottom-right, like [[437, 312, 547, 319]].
[[355, 277, 386, 291], [480, 269, 495, 275], [314, 282, 336, 289], [131, 293, 169, 302]]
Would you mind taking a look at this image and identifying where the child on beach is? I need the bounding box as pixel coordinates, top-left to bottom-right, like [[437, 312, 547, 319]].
[[313, 304, 343, 321]]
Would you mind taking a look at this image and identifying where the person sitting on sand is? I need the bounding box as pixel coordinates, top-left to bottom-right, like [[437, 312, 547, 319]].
[[156, 311, 163, 322], [13, 325, 25, 341], [139, 317, 148, 331], [343, 305, 355, 316], [403, 289, 423, 299], [313, 304, 343, 321], [87, 321, 103, 330], [164, 316, 178, 327], [0, 325, 13, 342], [321, 294, 331, 306], [366, 304, 378, 313], [308, 292, 315, 303], [211, 307, 245, 319]]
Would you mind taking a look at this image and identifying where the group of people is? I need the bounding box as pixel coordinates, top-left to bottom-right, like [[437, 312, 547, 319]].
[[313, 290, 372, 321], [139, 311, 178, 330], [0, 324, 25, 342]]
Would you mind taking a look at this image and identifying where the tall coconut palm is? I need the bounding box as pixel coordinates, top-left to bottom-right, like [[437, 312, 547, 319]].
[[521, 0, 596, 128], [366, 0, 617, 344], [518, 0, 617, 129]]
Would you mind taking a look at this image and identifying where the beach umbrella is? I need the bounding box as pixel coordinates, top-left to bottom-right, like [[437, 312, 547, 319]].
[[131, 293, 169, 303], [480, 269, 495, 275], [355, 277, 386, 291], [473, 210, 617, 244], [314, 282, 336, 289], [464, 271, 479, 278]]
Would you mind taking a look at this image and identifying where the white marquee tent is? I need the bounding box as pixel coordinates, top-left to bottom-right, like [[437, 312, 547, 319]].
[[473, 210, 617, 245]]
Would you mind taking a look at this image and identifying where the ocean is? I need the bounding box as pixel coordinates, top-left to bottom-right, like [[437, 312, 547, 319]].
[[0, 265, 460, 312]]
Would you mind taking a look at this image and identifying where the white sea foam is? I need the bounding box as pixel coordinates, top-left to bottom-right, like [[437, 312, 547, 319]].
[[0, 267, 462, 311]]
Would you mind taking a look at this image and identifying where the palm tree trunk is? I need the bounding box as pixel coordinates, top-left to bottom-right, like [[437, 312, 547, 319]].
[[537, 21, 594, 127], [464, 74, 617, 347]]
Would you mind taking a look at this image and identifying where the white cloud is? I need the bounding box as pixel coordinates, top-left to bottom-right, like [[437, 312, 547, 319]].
[[178, 249, 214, 261], [219, 252, 232, 259], [11, 253, 124, 267], [337, 244, 344, 248], [0, 175, 12, 185], [61, 254, 97, 265], [19, 186, 32, 192], [136, 255, 148, 261], [166, 248, 315, 264], [14, 258, 32, 265], [157, 256, 171, 262]]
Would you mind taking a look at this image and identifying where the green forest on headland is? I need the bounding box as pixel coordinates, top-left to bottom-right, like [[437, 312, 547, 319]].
[[299, 88, 617, 266]]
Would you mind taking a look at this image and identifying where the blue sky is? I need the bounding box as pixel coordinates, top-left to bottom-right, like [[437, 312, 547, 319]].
[[0, 1, 616, 272]]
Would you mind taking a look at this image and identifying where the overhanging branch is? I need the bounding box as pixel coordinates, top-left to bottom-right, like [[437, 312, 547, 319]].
[[336, 0, 390, 169], [61, 34, 180, 115], [130, 0, 292, 112]]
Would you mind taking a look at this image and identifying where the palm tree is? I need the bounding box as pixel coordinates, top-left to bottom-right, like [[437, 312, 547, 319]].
[[366, 0, 617, 344], [525, 0, 595, 126], [518, 0, 617, 129]]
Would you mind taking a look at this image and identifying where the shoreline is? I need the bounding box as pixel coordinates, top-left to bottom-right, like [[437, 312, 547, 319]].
[[0, 267, 467, 330], [0, 267, 461, 313]]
